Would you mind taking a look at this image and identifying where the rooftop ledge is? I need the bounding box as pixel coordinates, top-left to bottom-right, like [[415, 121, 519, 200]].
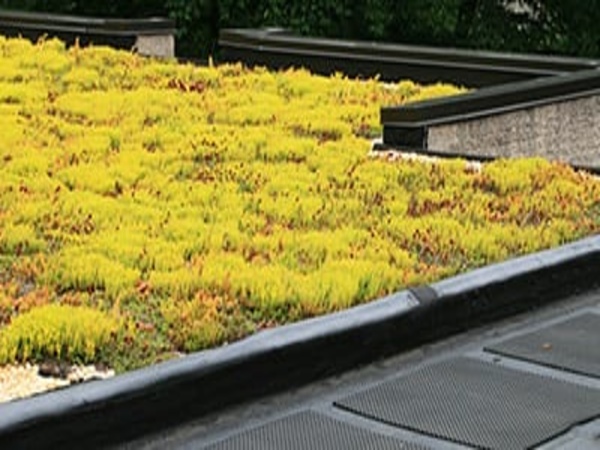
[[0, 9, 175, 57], [219, 28, 600, 170], [380, 69, 600, 170], [219, 28, 600, 87]]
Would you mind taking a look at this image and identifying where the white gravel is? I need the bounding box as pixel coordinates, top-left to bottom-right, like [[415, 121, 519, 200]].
[[0, 363, 115, 403], [368, 146, 483, 172]]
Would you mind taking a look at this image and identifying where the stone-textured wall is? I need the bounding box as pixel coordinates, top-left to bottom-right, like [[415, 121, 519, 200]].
[[427, 94, 600, 168], [134, 35, 175, 58]]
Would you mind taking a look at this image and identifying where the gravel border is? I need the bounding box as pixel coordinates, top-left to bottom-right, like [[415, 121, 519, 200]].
[[0, 364, 115, 404]]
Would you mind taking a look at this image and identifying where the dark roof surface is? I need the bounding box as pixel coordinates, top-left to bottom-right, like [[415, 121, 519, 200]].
[[125, 286, 600, 450]]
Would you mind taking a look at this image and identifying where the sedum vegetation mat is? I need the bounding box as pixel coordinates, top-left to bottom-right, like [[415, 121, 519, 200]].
[[0, 37, 599, 372]]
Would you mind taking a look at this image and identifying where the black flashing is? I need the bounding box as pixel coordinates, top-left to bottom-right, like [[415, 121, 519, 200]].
[[218, 28, 599, 87], [0, 292, 421, 449], [381, 68, 600, 127], [382, 126, 427, 150], [0, 10, 175, 35], [0, 10, 175, 50]]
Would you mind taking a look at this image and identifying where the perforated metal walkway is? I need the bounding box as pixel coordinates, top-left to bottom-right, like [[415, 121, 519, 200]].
[[124, 289, 600, 450]]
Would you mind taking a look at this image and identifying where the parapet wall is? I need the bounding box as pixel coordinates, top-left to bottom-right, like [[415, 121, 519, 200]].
[[380, 68, 600, 170], [427, 94, 600, 168], [0, 10, 175, 57]]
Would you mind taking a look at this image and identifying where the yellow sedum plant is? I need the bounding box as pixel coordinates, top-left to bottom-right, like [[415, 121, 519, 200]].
[[0, 304, 119, 364], [0, 36, 599, 369]]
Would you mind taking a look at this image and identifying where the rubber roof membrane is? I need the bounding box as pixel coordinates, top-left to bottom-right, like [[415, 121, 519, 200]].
[[486, 312, 600, 379], [335, 357, 600, 449], [200, 411, 430, 450]]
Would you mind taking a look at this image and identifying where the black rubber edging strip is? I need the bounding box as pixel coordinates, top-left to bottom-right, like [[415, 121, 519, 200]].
[[218, 29, 599, 87], [0, 10, 175, 36], [0, 291, 420, 449], [423, 234, 600, 339], [1, 235, 599, 449], [219, 28, 598, 74], [0, 10, 175, 56], [381, 68, 600, 128]]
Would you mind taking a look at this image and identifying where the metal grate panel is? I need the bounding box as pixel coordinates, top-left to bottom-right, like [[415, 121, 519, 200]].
[[335, 357, 600, 449], [202, 411, 429, 450], [486, 313, 600, 378]]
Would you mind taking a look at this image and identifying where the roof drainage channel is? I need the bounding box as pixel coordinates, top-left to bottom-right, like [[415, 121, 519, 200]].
[[1, 235, 599, 449], [218, 28, 599, 87]]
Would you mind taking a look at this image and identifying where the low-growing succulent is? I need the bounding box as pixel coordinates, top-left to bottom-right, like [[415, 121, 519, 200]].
[[0, 36, 598, 370]]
